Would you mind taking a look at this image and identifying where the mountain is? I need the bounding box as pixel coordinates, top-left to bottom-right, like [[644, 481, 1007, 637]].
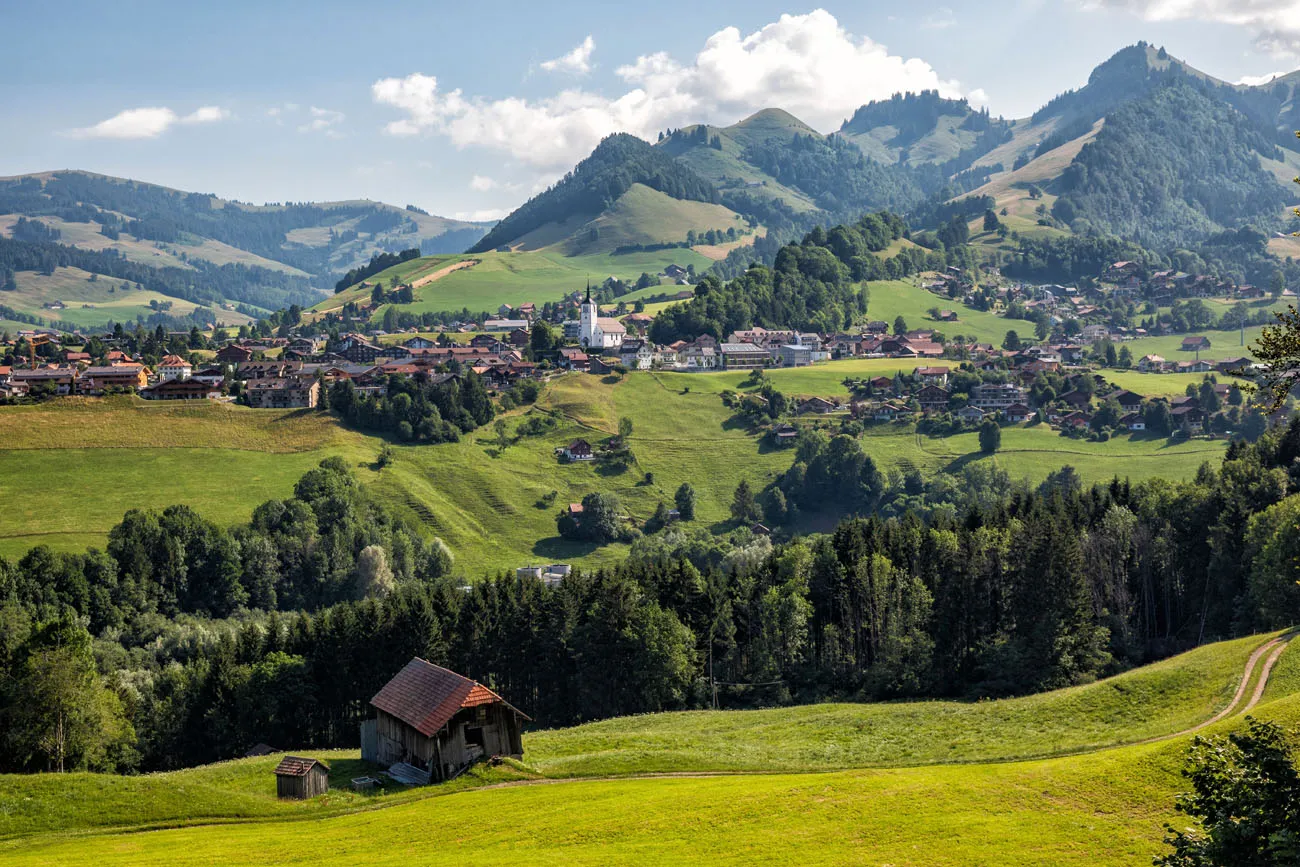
[[0, 170, 489, 329]]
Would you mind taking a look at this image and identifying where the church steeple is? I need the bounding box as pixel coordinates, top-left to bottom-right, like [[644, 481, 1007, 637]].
[[584, 278, 591, 303]]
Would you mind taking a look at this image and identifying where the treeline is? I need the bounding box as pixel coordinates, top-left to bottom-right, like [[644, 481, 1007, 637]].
[[326, 373, 496, 443], [8, 419, 1300, 772], [649, 211, 975, 341], [470, 134, 720, 252], [0, 235, 320, 315], [334, 248, 420, 292]]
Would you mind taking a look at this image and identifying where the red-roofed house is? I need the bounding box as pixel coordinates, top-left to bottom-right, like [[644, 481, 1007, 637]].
[[361, 658, 527, 781]]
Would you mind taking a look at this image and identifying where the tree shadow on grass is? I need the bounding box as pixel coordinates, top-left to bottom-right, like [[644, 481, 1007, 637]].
[[531, 536, 603, 560]]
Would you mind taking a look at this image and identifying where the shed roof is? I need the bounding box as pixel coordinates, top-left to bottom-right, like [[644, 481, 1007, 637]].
[[274, 755, 329, 777], [370, 658, 528, 738]]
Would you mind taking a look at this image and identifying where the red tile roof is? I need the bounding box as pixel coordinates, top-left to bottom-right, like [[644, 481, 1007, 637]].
[[369, 658, 526, 738]]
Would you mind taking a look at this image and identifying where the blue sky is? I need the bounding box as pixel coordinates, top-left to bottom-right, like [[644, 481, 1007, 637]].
[[2, 0, 1297, 221]]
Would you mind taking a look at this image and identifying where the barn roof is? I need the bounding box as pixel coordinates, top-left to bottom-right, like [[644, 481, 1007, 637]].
[[274, 755, 329, 777], [370, 658, 528, 738]]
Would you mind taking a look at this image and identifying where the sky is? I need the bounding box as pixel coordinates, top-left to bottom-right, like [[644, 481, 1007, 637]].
[[1, 0, 1298, 222]]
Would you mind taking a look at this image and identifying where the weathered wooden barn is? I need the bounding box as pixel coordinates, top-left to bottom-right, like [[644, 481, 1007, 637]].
[[274, 756, 330, 799], [361, 658, 527, 783]]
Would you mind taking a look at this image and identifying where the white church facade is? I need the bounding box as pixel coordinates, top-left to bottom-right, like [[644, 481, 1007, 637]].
[[578, 287, 626, 352]]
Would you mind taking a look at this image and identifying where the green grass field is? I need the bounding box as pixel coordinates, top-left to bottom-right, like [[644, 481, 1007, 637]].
[[865, 279, 1014, 345], [6, 267, 256, 329], [1, 634, 1293, 865]]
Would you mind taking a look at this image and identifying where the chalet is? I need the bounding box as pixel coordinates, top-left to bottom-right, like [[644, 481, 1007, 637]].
[[105, 350, 134, 364], [719, 342, 769, 370], [1111, 390, 1144, 412], [1181, 336, 1211, 352], [773, 423, 799, 444], [935, 310, 959, 322], [483, 318, 529, 333], [191, 366, 226, 386], [237, 361, 301, 381], [158, 354, 192, 381], [917, 385, 950, 414], [1138, 354, 1167, 373], [957, 405, 987, 423], [335, 337, 384, 364], [1003, 403, 1033, 423], [244, 743, 278, 758], [798, 396, 837, 415], [361, 658, 527, 783], [507, 328, 532, 348], [215, 344, 254, 364], [63, 351, 91, 364], [245, 378, 319, 409], [12, 367, 77, 395], [619, 339, 654, 370], [557, 347, 590, 370], [1058, 390, 1092, 409], [868, 375, 894, 395], [79, 364, 148, 393], [916, 366, 950, 386], [866, 320, 889, 334], [560, 439, 594, 462], [663, 264, 688, 280], [751, 523, 772, 536], [1058, 411, 1089, 429], [404, 336, 436, 350], [1171, 405, 1205, 433], [274, 756, 330, 800], [907, 340, 945, 358], [141, 378, 220, 401], [1216, 357, 1253, 375], [1080, 323, 1110, 341], [874, 401, 911, 422], [1119, 412, 1146, 432]]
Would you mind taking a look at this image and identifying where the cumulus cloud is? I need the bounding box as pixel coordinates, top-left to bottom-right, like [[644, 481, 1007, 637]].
[[454, 208, 509, 222], [967, 87, 990, 105], [469, 174, 498, 191], [299, 106, 345, 135], [540, 35, 595, 75], [70, 105, 229, 139], [371, 9, 968, 169], [1235, 69, 1295, 85], [1082, 0, 1300, 54]]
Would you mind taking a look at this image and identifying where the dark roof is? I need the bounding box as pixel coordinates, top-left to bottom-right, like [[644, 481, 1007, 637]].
[[370, 658, 527, 738], [274, 755, 328, 776], [245, 743, 278, 758]]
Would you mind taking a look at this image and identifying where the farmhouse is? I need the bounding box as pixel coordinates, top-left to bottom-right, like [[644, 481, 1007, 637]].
[[1181, 335, 1211, 352], [215, 344, 254, 364], [158, 354, 192, 381], [560, 439, 594, 462], [917, 385, 950, 414], [361, 658, 527, 784], [273, 756, 330, 800], [141, 378, 220, 401], [1138, 354, 1167, 373]]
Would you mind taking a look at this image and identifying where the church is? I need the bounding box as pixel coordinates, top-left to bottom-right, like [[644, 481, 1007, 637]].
[[578, 285, 626, 352]]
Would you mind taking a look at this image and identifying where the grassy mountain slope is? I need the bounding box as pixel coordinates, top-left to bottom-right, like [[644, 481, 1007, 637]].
[[2, 635, 1294, 864]]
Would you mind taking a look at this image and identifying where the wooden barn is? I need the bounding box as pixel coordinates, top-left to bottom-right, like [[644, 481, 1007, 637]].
[[274, 756, 330, 799], [361, 658, 528, 783]]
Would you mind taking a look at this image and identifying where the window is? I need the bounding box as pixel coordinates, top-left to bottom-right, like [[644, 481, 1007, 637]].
[[465, 726, 485, 748]]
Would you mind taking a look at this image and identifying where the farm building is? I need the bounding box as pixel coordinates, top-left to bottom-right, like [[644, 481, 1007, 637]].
[[274, 756, 330, 799], [361, 658, 528, 784]]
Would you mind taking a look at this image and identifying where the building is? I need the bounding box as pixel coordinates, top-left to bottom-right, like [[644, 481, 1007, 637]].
[[215, 344, 254, 364], [560, 439, 594, 462], [274, 756, 330, 800], [1003, 403, 1033, 423], [916, 366, 950, 386], [798, 396, 837, 415], [79, 364, 149, 393], [158, 354, 192, 381], [970, 383, 1027, 411], [917, 385, 950, 414], [245, 378, 320, 409], [141, 378, 220, 401], [1181, 335, 1211, 352], [682, 345, 719, 371], [483, 318, 530, 333], [778, 344, 813, 367], [360, 658, 528, 783], [619, 339, 654, 370], [957, 405, 987, 423], [719, 342, 769, 370], [578, 287, 626, 351], [1139, 354, 1167, 373], [12, 367, 77, 395]]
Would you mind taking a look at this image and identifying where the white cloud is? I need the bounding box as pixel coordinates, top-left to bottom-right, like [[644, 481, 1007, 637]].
[[967, 87, 990, 105], [923, 7, 957, 28], [1235, 69, 1294, 85], [372, 9, 969, 169], [1082, 0, 1300, 55], [454, 208, 509, 222], [540, 35, 596, 75], [298, 106, 345, 135], [70, 105, 229, 139], [469, 174, 498, 191]]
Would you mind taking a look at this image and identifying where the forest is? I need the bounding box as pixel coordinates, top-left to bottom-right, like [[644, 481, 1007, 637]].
[[469, 133, 721, 253], [4, 418, 1300, 773], [325, 371, 497, 443]]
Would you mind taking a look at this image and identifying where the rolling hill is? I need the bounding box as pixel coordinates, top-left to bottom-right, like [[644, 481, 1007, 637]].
[[0, 633, 1293, 864], [0, 170, 490, 328]]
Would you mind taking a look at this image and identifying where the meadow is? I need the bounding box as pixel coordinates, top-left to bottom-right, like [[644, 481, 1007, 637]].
[[6, 267, 254, 329], [0, 634, 1292, 866]]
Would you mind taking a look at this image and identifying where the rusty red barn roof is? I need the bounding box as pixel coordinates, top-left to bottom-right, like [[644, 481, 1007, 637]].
[[369, 658, 528, 738], [274, 756, 328, 777]]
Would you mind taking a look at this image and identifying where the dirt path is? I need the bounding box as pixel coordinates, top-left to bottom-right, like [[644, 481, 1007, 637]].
[[410, 257, 479, 288]]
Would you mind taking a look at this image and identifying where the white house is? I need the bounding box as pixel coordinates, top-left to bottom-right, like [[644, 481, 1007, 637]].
[[158, 354, 192, 382], [578, 287, 625, 351]]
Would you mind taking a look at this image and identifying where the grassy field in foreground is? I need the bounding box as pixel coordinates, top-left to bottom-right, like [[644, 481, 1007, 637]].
[[6, 650, 1297, 866]]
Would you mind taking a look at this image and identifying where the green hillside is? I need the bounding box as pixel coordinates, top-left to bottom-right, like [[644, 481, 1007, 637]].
[[1, 634, 1293, 865]]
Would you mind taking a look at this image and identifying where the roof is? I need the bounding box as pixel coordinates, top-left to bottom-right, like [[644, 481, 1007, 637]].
[[370, 658, 527, 737], [274, 755, 329, 777], [595, 317, 627, 334]]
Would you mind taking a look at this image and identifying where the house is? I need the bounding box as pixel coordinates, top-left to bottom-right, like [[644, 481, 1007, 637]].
[[619, 339, 654, 371], [1058, 390, 1092, 409], [798, 396, 837, 415], [1110, 390, 1144, 413], [1119, 412, 1146, 432], [868, 375, 894, 395], [360, 658, 527, 783], [404, 336, 436, 350], [1058, 411, 1089, 429], [957, 405, 987, 423], [682, 345, 719, 371], [215, 344, 254, 364], [1138, 354, 1167, 373], [1181, 335, 1211, 352], [79, 364, 149, 393], [11, 367, 77, 395], [1216, 357, 1254, 375], [917, 385, 950, 414], [866, 320, 889, 334], [63, 351, 91, 365], [244, 743, 279, 758], [916, 366, 950, 386], [779, 344, 813, 367], [245, 378, 319, 409], [663, 264, 688, 280], [158, 354, 192, 381], [274, 756, 330, 800], [557, 347, 589, 371], [1171, 405, 1205, 433], [483, 318, 530, 333], [337, 338, 385, 364], [874, 401, 911, 422], [141, 378, 220, 401], [719, 342, 769, 370], [1080, 323, 1110, 341], [773, 423, 798, 444], [560, 439, 594, 462], [1003, 403, 1033, 423]]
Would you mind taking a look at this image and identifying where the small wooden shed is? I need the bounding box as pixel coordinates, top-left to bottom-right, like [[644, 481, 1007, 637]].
[[274, 756, 330, 799]]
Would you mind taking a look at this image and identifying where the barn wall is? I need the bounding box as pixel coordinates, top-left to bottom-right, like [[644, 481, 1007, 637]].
[[375, 710, 435, 768]]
